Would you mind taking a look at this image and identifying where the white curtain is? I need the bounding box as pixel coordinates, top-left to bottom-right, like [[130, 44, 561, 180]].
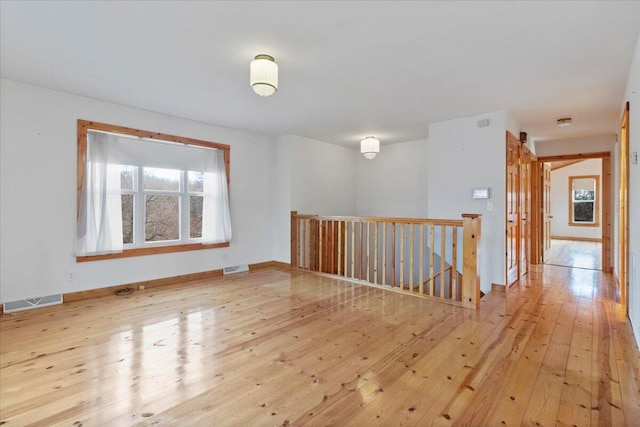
[[76, 132, 123, 255], [202, 149, 232, 244]]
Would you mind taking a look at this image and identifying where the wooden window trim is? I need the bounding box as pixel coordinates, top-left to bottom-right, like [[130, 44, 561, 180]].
[[568, 174, 600, 227], [77, 119, 231, 262]]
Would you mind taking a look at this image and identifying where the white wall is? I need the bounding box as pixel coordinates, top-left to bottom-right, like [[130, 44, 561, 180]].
[[535, 135, 615, 157], [550, 159, 602, 239], [355, 139, 428, 218], [621, 34, 640, 346], [286, 134, 357, 216], [0, 79, 276, 302], [269, 134, 357, 263], [270, 137, 292, 263], [426, 111, 507, 293]]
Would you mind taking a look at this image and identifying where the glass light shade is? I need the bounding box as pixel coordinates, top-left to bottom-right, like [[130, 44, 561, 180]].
[[360, 137, 380, 160], [250, 54, 278, 97]]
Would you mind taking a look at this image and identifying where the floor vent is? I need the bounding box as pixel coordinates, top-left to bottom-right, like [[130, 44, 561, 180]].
[[223, 264, 249, 275], [3, 294, 63, 314]]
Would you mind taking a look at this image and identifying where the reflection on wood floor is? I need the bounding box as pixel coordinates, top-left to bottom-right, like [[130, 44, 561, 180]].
[[1, 265, 638, 426], [547, 238, 602, 270]]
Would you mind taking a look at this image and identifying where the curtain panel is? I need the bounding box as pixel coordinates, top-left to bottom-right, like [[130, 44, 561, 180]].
[[76, 132, 124, 256]]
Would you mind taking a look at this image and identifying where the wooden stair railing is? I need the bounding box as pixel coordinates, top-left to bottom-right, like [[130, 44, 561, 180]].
[[291, 212, 482, 309]]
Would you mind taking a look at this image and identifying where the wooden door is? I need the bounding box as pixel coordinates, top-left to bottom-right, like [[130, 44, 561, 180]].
[[520, 146, 531, 277], [542, 162, 552, 262], [506, 132, 520, 286]]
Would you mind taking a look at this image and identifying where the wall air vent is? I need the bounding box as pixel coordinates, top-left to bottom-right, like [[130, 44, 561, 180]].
[[223, 264, 250, 275], [3, 293, 63, 314]]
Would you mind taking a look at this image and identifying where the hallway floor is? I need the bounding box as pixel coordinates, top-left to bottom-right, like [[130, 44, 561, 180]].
[[546, 238, 603, 270]]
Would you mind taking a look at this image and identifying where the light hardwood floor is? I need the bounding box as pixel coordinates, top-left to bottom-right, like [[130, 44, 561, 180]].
[[1, 265, 638, 426], [546, 239, 602, 271]]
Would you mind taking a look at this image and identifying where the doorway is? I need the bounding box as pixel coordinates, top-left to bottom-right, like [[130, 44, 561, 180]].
[[544, 159, 603, 270], [531, 152, 612, 273]]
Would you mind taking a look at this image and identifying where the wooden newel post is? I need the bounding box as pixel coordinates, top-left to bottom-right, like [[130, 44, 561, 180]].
[[461, 214, 481, 309], [291, 211, 298, 268]]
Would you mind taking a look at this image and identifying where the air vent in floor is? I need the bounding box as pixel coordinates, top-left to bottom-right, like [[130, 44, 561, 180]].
[[223, 264, 249, 275]]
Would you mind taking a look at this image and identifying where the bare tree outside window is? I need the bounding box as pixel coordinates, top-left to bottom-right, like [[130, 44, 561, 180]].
[[188, 171, 204, 239], [120, 166, 135, 244], [573, 189, 595, 222], [145, 194, 180, 241], [117, 167, 206, 244]]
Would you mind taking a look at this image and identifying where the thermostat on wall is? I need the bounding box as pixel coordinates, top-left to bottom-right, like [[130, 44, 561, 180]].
[[472, 187, 490, 199]]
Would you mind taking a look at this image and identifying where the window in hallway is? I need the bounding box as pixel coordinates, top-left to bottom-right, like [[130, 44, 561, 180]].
[[569, 175, 599, 226]]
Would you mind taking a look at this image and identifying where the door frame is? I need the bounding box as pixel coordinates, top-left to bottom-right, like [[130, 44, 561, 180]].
[[530, 151, 612, 273], [505, 132, 534, 286], [505, 132, 521, 286], [619, 102, 630, 307], [520, 146, 532, 278]]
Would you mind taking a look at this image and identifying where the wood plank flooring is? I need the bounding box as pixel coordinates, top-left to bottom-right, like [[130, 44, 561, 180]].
[[1, 265, 638, 426], [546, 239, 602, 271]]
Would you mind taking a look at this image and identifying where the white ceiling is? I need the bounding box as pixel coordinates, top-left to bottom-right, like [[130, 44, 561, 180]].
[[1, 1, 639, 148]]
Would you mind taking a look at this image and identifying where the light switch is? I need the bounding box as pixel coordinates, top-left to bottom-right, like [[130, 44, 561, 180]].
[[632, 152, 638, 165], [487, 202, 493, 211]]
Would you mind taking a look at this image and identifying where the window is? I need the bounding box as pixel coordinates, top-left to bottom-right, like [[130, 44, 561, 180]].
[[120, 166, 204, 246], [569, 175, 599, 227], [76, 120, 231, 261]]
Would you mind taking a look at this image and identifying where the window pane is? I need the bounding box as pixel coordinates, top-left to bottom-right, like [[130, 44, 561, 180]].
[[145, 195, 180, 241], [121, 194, 134, 244], [573, 190, 595, 201], [120, 165, 135, 190], [143, 167, 180, 191], [190, 196, 203, 238], [574, 201, 594, 222], [188, 171, 204, 193]]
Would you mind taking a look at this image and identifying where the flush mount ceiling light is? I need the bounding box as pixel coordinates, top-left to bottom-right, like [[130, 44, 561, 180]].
[[250, 54, 278, 97], [557, 117, 572, 127], [360, 136, 380, 160]]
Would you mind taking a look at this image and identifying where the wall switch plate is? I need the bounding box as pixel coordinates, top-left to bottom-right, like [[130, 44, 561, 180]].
[[487, 202, 493, 211], [632, 151, 638, 165]]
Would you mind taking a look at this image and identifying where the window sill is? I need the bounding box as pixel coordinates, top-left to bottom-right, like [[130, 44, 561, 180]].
[[76, 241, 229, 263], [568, 222, 600, 228]]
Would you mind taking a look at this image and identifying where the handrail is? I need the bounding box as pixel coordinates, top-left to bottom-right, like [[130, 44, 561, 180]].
[[293, 214, 463, 226], [423, 265, 452, 285], [291, 212, 481, 309]]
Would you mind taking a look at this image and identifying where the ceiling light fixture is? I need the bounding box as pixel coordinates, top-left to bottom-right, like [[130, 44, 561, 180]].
[[556, 117, 572, 127], [250, 54, 278, 97], [360, 136, 380, 160]]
